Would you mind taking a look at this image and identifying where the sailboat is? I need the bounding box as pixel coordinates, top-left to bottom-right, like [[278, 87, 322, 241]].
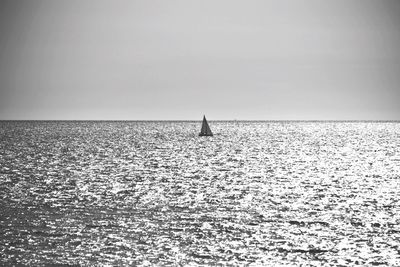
[[199, 115, 213, 136]]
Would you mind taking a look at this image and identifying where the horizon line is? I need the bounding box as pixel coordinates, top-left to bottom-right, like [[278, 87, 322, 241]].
[[1, 119, 399, 122]]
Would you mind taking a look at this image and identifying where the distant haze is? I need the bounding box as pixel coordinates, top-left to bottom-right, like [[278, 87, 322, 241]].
[[1, 0, 400, 120]]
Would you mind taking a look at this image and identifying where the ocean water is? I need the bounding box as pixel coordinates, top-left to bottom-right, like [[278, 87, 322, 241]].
[[0, 121, 399, 266]]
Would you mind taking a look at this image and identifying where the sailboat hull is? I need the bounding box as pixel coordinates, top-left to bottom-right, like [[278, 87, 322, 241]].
[[199, 133, 213, 137]]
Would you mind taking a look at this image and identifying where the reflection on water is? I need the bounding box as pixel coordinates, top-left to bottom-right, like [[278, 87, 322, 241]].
[[0, 121, 399, 265]]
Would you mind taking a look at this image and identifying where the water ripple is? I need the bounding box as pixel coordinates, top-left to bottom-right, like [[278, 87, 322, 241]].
[[0, 121, 399, 265]]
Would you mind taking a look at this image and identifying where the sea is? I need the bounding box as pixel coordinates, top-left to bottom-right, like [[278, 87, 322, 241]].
[[0, 121, 399, 266]]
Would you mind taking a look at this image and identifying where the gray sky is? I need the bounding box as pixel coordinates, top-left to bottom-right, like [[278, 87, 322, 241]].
[[1, 0, 399, 120]]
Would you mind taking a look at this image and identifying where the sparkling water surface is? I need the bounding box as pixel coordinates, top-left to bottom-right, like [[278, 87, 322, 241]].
[[1, 121, 400, 266]]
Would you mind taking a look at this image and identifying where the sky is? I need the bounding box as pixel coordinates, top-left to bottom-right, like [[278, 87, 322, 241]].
[[0, 0, 399, 120]]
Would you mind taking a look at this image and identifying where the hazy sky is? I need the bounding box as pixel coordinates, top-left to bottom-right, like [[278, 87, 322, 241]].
[[1, 0, 399, 120]]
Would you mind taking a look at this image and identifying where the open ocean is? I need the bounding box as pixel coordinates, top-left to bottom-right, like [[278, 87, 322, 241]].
[[0, 121, 399, 266]]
